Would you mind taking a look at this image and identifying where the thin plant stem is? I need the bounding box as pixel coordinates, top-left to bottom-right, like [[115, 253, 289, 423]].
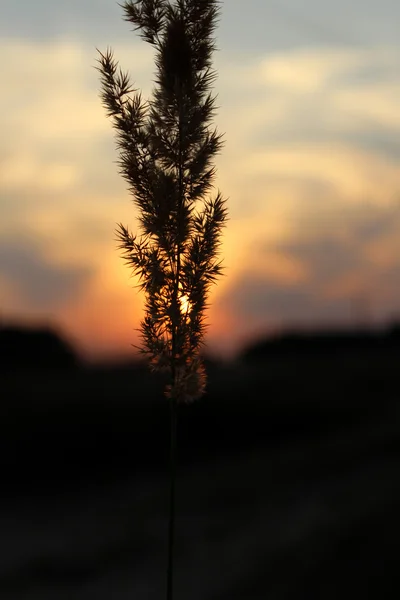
[[167, 395, 178, 600], [97, 3, 227, 597]]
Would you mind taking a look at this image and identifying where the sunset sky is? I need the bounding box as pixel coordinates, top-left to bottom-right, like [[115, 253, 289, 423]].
[[1, 0, 400, 361]]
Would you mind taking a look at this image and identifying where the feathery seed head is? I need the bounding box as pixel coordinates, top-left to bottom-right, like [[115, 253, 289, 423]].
[[98, 0, 227, 402]]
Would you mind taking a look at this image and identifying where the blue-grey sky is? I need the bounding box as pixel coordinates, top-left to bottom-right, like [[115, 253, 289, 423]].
[[2, 0, 400, 48], [1, 0, 400, 359]]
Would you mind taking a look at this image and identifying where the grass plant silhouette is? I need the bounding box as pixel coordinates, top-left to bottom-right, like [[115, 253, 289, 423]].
[[97, 2, 227, 598]]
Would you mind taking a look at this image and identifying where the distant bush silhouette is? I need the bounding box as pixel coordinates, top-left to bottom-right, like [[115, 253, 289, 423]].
[[241, 324, 400, 364], [387, 321, 400, 340], [0, 324, 79, 372]]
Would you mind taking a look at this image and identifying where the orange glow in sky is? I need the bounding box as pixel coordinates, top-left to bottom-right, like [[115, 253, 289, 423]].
[[1, 5, 400, 361]]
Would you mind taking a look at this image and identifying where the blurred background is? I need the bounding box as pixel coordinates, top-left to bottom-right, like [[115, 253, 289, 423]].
[[1, 0, 400, 598]]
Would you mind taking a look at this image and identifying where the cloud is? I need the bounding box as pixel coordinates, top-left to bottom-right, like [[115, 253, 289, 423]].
[[0, 38, 152, 260], [215, 271, 353, 336], [1, 34, 400, 357], [215, 43, 400, 296], [1, 38, 154, 197], [215, 198, 400, 339], [219, 44, 400, 156], [0, 237, 93, 311], [258, 48, 368, 92], [274, 237, 363, 286]]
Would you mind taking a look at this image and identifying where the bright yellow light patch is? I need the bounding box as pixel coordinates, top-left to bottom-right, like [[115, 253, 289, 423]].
[[180, 294, 191, 315]]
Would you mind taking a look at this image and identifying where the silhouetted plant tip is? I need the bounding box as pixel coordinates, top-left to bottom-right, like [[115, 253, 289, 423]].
[[97, 0, 227, 405], [97, 2, 227, 600]]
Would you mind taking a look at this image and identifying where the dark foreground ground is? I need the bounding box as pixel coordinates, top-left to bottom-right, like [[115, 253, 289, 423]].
[[1, 349, 400, 599]]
